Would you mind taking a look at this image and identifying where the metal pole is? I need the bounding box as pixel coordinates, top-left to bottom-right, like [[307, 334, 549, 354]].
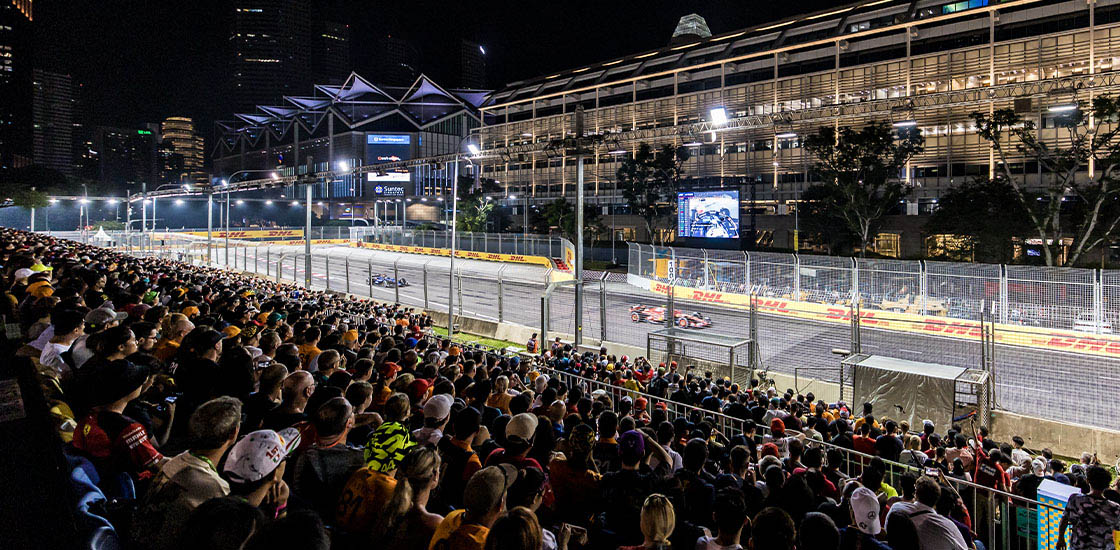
[[497, 267, 505, 323], [206, 192, 213, 264], [224, 191, 230, 265], [368, 259, 374, 298], [324, 255, 331, 290], [394, 258, 401, 304], [423, 261, 429, 309], [449, 159, 459, 336], [575, 154, 585, 346], [305, 183, 312, 287], [29, 207, 34, 232], [600, 272, 608, 343], [345, 258, 351, 294], [141, 182, 147, 252]]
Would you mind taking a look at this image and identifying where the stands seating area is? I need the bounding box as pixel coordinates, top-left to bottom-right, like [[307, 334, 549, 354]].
[[1, 227, 1117, 550]]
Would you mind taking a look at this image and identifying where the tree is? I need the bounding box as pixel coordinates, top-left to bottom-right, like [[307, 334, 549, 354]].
[[803, 122, 924, 256], [455, 196, 494, 232], [973, 98, 1120, 266], [616, 142, 689, 245], [924, 179, 1033, 264], [0, 165, 74, 208], [533, 198, 606, 243], [798, 184, 862, 256]]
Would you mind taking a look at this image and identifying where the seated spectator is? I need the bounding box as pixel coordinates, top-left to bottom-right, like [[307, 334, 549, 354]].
[[223, 427, 300, 515], [336, 392, 415, 534], [434, 406, 484, 511], [619, 493, 675, 550], [72, 359, 166, 479], [1057, 465, 1120, 550], [372, 446, 444, 550], [696, 488, 750, 550], [262, 371, 315, 431], [288, 396, 363, 520], [484, 506, 543, 550], [548, 423, 601, 527], [243, 510, 329, 550], [798, 512, 840, 550], [600, 430, 671, 545], [133, 396, 242, 550], [414, 394, 453, 447], [176, 496, 265, 550], [838, 486, 889, 549], [750, 507, 797, 550], [243, 364, 287, 431], [430, 464, 517, 550], [909, 476, 968, 550]]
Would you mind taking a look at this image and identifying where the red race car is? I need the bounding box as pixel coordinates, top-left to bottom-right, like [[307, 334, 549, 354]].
[[629, 305, 713, 329]]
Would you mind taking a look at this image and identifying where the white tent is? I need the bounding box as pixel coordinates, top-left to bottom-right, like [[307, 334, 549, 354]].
[[92, 226, 113, 242]]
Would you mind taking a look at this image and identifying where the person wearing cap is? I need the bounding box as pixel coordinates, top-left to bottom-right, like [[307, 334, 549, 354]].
[[432, 406, 485, 512], [839, 486, 891, 549], [336, 393, 415, 534], [133, 397, 242, 550], [429, 463, 518, 550], [414, 394, 453, 447], [72, 359, 166, 479], [71, 305, 129, 369], [600, 429, 673, 546], [224, 427, 301, 516], [484, 412, 544, 472]]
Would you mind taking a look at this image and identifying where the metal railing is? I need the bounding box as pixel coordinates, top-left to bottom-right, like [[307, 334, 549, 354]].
[[358, 228, 574, 259]]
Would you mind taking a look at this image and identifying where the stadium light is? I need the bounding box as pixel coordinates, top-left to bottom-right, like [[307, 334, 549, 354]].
[[508, 194, 517, 200], [467, 143, 480, 156], [892, 120, 918, 127], [270, 172, 279, 180], [336, 160, 350, 172], [1048, 104, 1078, 113], [79, 198, 89, 205], [265, 200, 273, 205], [236, 199, 245, 205], [106, 198, 119, 205], [175, 199, 184, 206], [775, 132, 798, 139], [291, 201, 299, 206], [682, 141, 703, 147], [710, 107, 728, 125], [49, 198, 59, 204]]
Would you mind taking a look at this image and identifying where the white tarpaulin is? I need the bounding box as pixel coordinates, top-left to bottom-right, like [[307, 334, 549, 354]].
[[849, 355, 965, 431]]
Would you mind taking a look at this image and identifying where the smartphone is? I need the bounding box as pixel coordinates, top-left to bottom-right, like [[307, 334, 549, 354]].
[[165, 395, 178, 404], [925, 467, 940, 477]]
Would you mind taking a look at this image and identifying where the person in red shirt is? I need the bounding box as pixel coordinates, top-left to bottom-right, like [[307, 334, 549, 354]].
[[72, 359, 166, 479]]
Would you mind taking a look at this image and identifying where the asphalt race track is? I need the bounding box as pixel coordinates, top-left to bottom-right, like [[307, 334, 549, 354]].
[[226, 244, 1114, 430]]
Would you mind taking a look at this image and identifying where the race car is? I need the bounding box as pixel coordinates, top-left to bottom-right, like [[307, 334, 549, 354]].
[[370, 273, 410, 287], [629, 305, 712, 329]]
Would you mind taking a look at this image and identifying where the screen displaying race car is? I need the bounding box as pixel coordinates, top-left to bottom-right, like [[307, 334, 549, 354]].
[[629, 305, 712, 329], [678, 190, 740, 239], [369, 273, 409, 287]]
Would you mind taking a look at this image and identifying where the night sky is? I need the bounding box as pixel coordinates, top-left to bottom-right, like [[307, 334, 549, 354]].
[[34, 0, 838, 136]]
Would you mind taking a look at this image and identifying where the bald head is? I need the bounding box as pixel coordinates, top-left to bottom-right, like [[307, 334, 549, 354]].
[[281, 370, 315, 409]]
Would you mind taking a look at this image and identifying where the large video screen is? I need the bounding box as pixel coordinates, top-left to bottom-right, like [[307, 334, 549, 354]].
[[678, 190, 740, 239]]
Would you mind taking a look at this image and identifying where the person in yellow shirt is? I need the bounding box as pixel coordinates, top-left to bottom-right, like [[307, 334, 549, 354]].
[[429, 464, 516, 550], [297, 326, 322, 369]]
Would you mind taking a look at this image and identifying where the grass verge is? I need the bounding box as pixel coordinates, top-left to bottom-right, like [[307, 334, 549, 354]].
[[430, 326, 524, 352]]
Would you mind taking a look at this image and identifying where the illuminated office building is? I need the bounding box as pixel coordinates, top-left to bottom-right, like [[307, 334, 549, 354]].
[[160, 116, 206, 184], [478, 0, 1120, 247]]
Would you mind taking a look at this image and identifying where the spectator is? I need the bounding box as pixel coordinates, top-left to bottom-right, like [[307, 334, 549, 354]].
[[154, 313, 193, 363], [38, 308, 84, 377], [243, 364, 287, 431], [430, 464, 517, 550], [798, 512, 840, 550], [600, 429, 671, 545], [909, 476, 968, 550], [619, 494, 675, 550], [548, 423, 601, 527], [176, 496, 265, 550], [751, 507, 796, 550], [288, 396, 363, 520], [243, 510, 329, 550], [223, 427, 300, 515], [71, 359, 165, 478], [336, 392, 415, 534], [484, 506, 543, 550], [435, 405, 484, 511], [414, 394, 453, 447], [696, 489, 750, 550], [1057, 465, 1120, 550], [262, 371, 315, 431], [373, 445, 444, 550], [838, 486, 890, 549], [133, 396, 241, 550]]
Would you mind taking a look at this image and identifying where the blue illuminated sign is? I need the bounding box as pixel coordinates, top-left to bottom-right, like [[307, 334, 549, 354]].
[[367, 134, 410, 145]]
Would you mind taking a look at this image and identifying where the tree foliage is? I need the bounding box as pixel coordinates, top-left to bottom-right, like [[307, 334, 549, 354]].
[[616, 142, 689, 244], [973, 98, 1120, 266], [455, 196, 493, 232], [531, 198, 605, 243], [924, 179, 1033, 264], [802, 122, 924, 256]]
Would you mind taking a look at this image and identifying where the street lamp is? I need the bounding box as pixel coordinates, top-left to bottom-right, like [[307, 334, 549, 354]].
[[710, 107, 728, 125]]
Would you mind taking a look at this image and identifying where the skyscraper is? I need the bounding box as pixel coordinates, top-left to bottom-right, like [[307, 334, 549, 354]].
[[0, 0, 32, 169], [373, 34, 419, 87], [230, 0, 350, 112], [458, 39, 486, 89], [31, 68, 72, 173], [230, 0, 309, 112], [89, 126, 157, 193], [314, 20, 350, 85], [160, 116, 205, 184]]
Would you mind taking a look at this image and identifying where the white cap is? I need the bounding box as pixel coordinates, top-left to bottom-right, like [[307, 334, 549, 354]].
[[506, 412, 539, 442], [850, 486, 882, 535], [223, 428, 301, 484], [13, 268, 34, 281], [423, 394, 453, 421]]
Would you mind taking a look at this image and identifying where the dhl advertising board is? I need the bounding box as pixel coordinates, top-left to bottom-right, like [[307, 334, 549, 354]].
[[643, 277, 1120, 359], [351, 242, 553, 268], [180, 230, 304, 240]]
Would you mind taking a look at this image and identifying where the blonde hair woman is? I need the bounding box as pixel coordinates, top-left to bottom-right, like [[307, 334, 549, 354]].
[[487, 375, 512, 415], [371, 446, 444, 550], [619, 494, 675, 550], [483, 506, 542, 550], [902, 434, 926, 467]]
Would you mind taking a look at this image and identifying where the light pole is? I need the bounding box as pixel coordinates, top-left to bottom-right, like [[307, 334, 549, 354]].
[[219, 170, 280, 266]]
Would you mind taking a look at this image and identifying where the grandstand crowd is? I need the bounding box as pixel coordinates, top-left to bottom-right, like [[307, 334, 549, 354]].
[[3, 227, 1120, 550]]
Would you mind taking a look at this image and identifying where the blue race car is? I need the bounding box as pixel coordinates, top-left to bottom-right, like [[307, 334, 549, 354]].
[[370, 273, 410, 287]]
